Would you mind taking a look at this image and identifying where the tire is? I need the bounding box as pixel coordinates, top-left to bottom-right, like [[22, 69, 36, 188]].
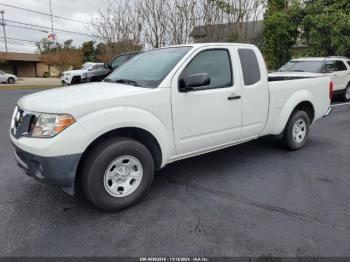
[[80, 137, 154, 211], [343, 84, 350, 102], [7, 77, 15, 84], [282, 110, 310, 151], [71, 76, 81, 85]]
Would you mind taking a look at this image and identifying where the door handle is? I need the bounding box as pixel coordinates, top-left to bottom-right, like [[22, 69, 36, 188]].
[[227, 94, 241, 101]]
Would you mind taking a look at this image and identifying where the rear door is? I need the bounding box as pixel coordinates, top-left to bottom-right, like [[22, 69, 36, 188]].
[[171, 46, 242, 155], [333, 60, 349, 91], [237, 48, 269, 138]]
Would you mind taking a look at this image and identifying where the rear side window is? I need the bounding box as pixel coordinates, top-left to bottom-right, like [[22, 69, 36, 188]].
[[335, 61, 347, 71], [347, 61, 350, 67], [238, 49, 261, 85], [184, 49, 233, 89]]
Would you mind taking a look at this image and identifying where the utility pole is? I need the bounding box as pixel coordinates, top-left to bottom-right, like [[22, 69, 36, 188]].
[[49, 0, 54, 33], [48, 0, 58, 56], [0, 10, 8, 52]]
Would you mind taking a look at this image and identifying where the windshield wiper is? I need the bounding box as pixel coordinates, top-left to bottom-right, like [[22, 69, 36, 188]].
[[104, 78, 114, 83], [291, 69, 305, 72], [113, 79, 140, 87]]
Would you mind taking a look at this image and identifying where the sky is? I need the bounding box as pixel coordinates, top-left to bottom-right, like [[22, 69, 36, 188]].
[[0, 0, 110, 53]]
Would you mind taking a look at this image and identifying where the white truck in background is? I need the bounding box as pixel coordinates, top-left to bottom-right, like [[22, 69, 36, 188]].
[[10, 43, 332, 211], [278, 56, 350, 101], [61, 62, 108, 85]]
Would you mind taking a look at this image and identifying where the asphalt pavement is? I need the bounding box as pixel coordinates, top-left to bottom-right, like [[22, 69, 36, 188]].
[[0, 89, 350, 258]]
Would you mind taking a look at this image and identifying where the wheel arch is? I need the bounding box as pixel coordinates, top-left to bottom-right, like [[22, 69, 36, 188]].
[[293, 101, 315, 123], [269, 89, 316, 135], [76, 127, 163, 176]]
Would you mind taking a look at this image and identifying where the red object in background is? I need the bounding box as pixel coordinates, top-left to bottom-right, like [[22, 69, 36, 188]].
[[329, 80, 333, 100]]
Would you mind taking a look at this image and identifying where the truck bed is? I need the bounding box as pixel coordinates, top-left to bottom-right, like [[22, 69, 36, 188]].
[[262, 73, 331, 136]]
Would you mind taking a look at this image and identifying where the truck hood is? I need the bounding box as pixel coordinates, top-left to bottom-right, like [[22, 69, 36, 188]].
[[17, 82, 154, 115]]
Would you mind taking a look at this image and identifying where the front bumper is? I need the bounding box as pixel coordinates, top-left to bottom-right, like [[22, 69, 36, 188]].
[[13, 144, 81, 194], [61, 75, 88, 85]]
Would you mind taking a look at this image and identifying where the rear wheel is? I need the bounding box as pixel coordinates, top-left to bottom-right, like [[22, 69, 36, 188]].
[[7, 77, 15, 84], [343, 84, 350, 102], [282, 110, 310, 150], [80, 137, 154, 211]]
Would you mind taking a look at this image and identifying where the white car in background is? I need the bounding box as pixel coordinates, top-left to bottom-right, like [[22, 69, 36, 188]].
[[0, 70, 17, 84], [61, 62, 107, 85], [279, 56, 350, 101]]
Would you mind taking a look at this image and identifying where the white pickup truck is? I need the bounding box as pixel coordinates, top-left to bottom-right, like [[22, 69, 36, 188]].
[[10, 43, 332, 211]]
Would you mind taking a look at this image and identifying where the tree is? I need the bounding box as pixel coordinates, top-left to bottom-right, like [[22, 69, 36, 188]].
[[262, 0, 302, 70], [36, 38, 54, 54], [39, 40, 82, 76], [302, 0, 350, 57], [81, 41, 95, 62], [95, 40, 142, 62]]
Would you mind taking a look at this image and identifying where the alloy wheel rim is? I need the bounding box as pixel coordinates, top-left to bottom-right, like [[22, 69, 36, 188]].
[[103, 155, 143, 198], [346, 87, 350, 100], [292, 119, 307, 144]]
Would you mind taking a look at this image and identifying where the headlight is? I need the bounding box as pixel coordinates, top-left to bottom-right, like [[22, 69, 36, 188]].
[[65, 73, 71, 76], [29, 113, 75, 138]]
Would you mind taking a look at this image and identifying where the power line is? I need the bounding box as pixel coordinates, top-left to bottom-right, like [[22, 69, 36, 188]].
[[6, 24, 50, 34], [0, 3, 104, 28], [0, 40, 36, 47], [5, 19, 95, 37], [0, 36, 38, 43]]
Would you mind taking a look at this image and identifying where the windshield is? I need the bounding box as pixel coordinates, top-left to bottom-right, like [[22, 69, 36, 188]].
[[81, 63, 93, 70], [106, 47, 192, 88], [278, 60, 324, 73]]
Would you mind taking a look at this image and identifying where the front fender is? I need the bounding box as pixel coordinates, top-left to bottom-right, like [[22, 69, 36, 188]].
[[77, 106, 174, 167], [270, 89, 315, 135]]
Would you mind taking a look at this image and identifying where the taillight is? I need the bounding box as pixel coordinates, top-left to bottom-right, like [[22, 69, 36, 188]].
[[329, 80, 333, 100]]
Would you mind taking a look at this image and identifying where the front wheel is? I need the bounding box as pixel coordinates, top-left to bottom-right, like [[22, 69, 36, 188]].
[[282, 110, 310, 150], [7, 77, 15, 84], [343, 84, 350, 102], [80, 137, 155, 211]]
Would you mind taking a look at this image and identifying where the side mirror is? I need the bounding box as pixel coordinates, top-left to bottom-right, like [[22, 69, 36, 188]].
[[104, 63, 113, 70], [179, 73, 210, 92]]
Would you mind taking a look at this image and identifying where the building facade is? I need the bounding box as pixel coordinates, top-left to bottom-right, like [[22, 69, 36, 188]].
[[0, 52, 58, 77]]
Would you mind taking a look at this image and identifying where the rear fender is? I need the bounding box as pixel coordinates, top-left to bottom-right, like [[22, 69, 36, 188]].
[[271, 90, 315, 135]]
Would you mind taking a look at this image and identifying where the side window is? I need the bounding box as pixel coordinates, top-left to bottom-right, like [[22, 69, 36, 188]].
[[183, 49, 233, 89], [92, 64, 104, 70], [111, 55, 129, 69], [238, 49, 261, 85], [347, 61, 350, 67], [335, 61, 347, 71], [323, 61, 335, 73]]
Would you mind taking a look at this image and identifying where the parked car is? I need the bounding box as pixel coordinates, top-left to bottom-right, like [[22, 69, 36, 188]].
[[10, 43, 332, 211], [87, 52, 140, 82], [61, 62, 103, 85], [0, 70, 17, 84], [278, 56, 350, 101]]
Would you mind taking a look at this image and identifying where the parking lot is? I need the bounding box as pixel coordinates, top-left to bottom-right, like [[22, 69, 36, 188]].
[[0, 88, 350, 257]]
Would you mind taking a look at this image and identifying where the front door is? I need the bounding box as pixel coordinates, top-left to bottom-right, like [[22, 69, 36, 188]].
[[171, 47, 242, 155]]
